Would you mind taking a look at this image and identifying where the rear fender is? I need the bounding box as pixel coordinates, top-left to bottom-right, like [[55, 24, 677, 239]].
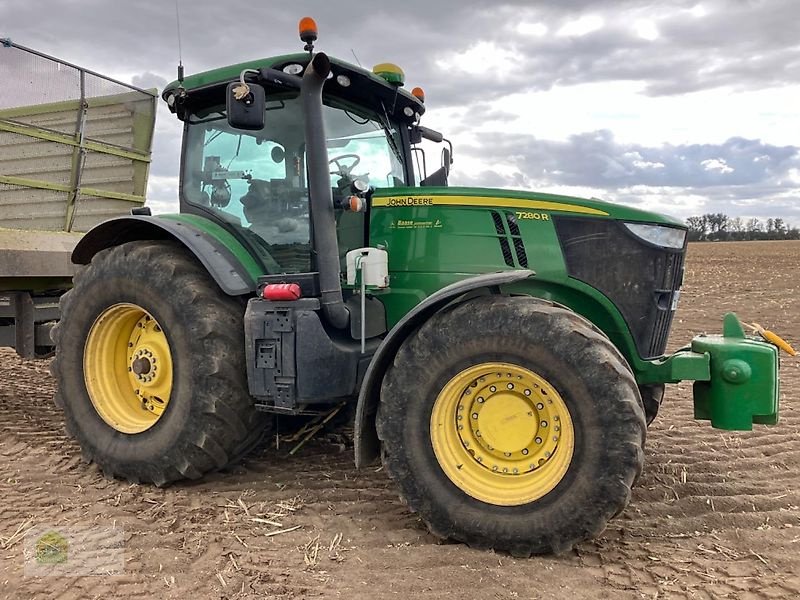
[[72, 215, 258, 295], [353, 269, 534, 468]]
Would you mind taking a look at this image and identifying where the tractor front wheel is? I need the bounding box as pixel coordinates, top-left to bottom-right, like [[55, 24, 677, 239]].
[[51, 241, 269, 485], [640, 384, 665, 425], [376, 296, 646, 555]]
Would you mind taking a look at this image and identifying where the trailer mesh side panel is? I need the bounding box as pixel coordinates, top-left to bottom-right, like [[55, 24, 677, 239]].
[[0, 42, 156, 232]]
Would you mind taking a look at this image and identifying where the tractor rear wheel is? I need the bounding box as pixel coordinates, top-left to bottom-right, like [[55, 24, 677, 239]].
[[376, 296, 646, 555], [51, 241, 269, 485]]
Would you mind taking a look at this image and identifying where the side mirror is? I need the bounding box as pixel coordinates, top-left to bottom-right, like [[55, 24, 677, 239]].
[[226, 82, 265, 130], [442, 147, 452, 176]]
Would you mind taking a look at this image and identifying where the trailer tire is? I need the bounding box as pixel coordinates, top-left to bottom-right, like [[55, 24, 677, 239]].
[[51, 241, 269, 485], [376, 295, 646, 555]]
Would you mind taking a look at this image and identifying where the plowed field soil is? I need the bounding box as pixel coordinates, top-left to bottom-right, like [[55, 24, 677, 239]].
[[1, 240, 798, 599]]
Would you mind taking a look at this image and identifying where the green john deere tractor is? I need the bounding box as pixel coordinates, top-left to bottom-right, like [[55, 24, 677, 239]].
[[52, 18, 783, 555]]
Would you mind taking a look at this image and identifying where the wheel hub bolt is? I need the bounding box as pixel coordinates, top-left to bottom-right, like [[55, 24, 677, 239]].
[[489, 386, 496, 393], [536, 403, 544, 410], [535, 437, 542, 444], [522, 448, 529, 455]]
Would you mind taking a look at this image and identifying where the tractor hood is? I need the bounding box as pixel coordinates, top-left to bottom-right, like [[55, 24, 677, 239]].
[[371, 187, 687, 228]]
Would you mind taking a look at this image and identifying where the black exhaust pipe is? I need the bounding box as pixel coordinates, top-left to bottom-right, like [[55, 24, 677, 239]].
[[301, 53, 349, 330]]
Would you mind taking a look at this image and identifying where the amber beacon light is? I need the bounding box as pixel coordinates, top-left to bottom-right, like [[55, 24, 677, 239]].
[[299, 17, 318, 51]]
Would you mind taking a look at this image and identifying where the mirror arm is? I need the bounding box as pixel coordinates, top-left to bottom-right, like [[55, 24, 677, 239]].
[[419, 125, 443, 143], [410, 124, 444, 144]]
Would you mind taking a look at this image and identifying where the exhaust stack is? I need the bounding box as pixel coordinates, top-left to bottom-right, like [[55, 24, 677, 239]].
[[301, 53, 350, 330]]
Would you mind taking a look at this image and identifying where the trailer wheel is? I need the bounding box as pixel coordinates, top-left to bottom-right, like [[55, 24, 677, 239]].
[[51, 241, 269, 485], [376, 295, 645, 555]]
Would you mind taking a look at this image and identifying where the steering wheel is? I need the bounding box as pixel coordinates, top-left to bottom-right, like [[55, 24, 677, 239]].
[[329, 153, 361, 177]]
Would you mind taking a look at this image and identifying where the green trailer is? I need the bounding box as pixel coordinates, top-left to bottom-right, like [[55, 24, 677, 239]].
[[45, 19, 786, 555], [0, 41, 156, 357]]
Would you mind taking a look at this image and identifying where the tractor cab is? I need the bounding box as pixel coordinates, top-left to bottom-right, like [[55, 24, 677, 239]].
[[162, 32, 444, 275]]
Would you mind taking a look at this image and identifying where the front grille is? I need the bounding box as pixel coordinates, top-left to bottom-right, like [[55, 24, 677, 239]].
[[553, 217, 686, 359], [649, 252, 683, 356]]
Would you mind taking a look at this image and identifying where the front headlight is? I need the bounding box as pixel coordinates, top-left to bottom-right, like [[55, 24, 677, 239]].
[[623, 223, 686, 249]]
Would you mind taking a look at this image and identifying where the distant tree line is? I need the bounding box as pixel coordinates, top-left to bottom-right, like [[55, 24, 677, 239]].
[[685, 214, 800, 242]]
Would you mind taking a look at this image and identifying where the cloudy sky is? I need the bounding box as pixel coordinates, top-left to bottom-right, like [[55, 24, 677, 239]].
[[4, 0, 799, 224]]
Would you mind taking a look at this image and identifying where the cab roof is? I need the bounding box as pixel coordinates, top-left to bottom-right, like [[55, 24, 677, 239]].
[[163, 53, 425, 124]]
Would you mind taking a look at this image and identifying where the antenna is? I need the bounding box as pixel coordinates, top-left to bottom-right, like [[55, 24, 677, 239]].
[[175, 0, 184, 84], [350, 49, 362, 67]]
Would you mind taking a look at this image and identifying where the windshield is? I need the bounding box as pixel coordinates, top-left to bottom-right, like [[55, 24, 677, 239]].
[[182, 94, 405, 273]]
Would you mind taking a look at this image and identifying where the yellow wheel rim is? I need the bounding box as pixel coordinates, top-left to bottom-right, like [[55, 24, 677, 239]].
[[84, 303, 173, 434], [430, 362, 574, 506]]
